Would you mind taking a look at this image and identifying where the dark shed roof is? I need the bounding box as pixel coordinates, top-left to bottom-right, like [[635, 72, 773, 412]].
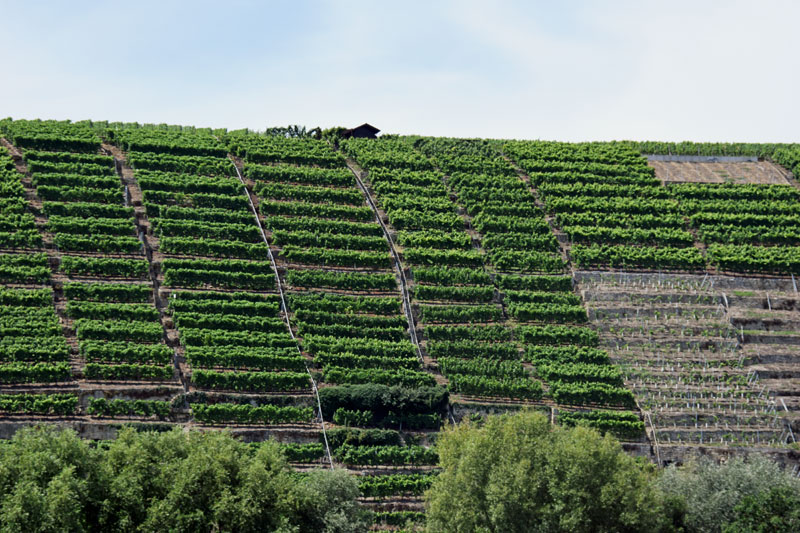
[[342, 123, 380, 139]]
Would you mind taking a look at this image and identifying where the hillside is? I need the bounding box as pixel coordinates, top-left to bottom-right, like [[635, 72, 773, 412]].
[[1, 119, 800, 527]]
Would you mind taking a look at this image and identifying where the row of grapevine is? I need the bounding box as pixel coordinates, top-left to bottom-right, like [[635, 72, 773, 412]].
[[64, 281, 176, 383], [0, 119, 102, 153], [343, 136, 627, 417], [111, 123, 228, 158], [228, 130, 344, 167], [341, 136, 546, 403], [407, 138, 638, 418], [504, 140, 800, 275], [503, 141, 706, 272], [2, 122, 187, 412], [240, 133, 443, 430], [0, 288, 71, 387], [117, 128, 315, 416]]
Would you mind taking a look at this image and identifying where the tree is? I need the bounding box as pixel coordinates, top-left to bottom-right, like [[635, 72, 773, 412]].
[[132, 431, 297, 532], [0, 426, 370, 532], [0, 425, 103, 533], [424, 410, 666, 532], [292, 468, 373, 533], [658, 455, 800, 533], [264, 125, 308, 138], [723, 486, 800, 533], [105, 429, 356, 533]]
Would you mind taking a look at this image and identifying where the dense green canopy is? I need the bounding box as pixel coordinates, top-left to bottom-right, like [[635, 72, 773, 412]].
[[425, 410, 665, 532], [0, 426, 370, 533]]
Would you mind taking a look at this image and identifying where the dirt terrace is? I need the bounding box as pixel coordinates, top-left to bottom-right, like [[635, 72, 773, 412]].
[[576, 270, 800, 463], [650, 160, 792, 185]]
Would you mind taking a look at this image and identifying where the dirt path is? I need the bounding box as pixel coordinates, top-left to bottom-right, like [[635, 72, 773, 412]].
[[103, 142, 189, 395]]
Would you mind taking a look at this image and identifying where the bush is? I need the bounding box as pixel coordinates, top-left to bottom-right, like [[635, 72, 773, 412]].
[[318, 384, 448, 424], [0, 426, 371, 532], [658, 456, 800, 533]]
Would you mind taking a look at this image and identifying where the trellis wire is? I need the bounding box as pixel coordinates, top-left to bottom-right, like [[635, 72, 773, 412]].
[[343, 157, 425, 366], [229, 156, 334, 469]]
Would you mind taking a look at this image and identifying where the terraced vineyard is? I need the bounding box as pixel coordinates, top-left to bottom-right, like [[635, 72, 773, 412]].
[[0, 120, 183, 430], [2, 119, 800, 528], [579, 272, 799, 462]]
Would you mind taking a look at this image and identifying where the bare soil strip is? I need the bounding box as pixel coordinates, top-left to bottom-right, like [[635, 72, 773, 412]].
[[650, 160, 792, 185]]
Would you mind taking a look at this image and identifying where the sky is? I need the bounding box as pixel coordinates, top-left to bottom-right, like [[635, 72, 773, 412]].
[[1, 0, 798, 142]]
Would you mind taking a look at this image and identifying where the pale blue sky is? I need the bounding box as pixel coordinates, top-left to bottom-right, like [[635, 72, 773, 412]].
[[1, 1, 798, 141]]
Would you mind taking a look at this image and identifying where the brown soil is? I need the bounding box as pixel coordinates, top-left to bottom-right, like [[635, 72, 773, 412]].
[[650, 160, 792, 185]]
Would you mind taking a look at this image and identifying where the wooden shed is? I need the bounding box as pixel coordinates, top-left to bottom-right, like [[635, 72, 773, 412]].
[[341, 123, 380, 139]]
